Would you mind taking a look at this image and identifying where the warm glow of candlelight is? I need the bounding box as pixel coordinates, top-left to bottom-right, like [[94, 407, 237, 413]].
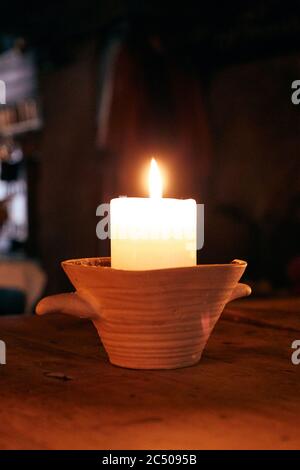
[[149, 158, 163, 199], [110, 157, 196, 270]]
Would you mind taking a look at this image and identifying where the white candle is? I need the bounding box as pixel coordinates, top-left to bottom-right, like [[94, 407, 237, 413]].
[[110, 159, 197, 270]]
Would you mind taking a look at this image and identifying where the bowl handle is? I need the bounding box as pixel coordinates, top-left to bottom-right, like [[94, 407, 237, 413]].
[[229, 283, 251, 302], [36, 292, 98, 319]]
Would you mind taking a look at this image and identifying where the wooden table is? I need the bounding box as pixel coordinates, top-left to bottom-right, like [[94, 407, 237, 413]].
[[0, 297, 299, 450]]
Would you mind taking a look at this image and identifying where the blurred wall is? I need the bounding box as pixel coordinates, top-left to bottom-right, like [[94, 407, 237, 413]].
[[35, 41, 300, 294], [37, 42, 101, 293], [203, 54, 300, 289]]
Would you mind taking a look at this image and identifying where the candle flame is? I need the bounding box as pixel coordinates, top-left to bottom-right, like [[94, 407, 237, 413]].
[[149, 158, 163, 198]]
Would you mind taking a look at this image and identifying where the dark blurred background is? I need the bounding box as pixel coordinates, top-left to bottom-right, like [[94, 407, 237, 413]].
[[0, 0, 299, 313]]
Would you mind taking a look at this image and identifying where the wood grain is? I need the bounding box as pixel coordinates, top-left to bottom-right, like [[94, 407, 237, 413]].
[[0, 297, 300, 449]]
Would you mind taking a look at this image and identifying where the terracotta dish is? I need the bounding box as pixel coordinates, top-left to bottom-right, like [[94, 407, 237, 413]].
[[36, 258, 251, 369]]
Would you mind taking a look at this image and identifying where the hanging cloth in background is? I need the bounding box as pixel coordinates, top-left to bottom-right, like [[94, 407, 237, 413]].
[[96, 34, 213, 201]]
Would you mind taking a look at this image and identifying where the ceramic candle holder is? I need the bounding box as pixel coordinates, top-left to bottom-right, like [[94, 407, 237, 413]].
[[36, 257, 251, 370]]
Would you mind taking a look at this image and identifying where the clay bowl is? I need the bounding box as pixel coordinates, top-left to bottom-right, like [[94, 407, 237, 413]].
[[36, 257, 251, 370]]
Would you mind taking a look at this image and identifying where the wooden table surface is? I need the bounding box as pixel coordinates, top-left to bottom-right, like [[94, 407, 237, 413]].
[[0, 297, 300, 450]]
